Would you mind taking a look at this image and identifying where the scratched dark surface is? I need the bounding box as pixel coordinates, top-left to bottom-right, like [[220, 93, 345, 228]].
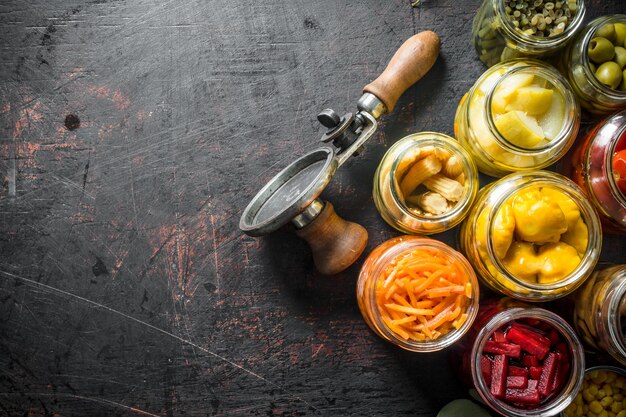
[[1, 0, 625, 416]]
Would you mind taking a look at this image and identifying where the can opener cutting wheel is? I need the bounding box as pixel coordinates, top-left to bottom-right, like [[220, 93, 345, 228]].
[[240, 31, 440, 275]]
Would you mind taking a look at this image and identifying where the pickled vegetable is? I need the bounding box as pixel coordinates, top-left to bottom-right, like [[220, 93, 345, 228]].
[[375, 246, 474, 341], [491, 185, 585, 285], [479, 318, 572, 407], [563, 369, 626, 417], [395, 145, 466, 216]]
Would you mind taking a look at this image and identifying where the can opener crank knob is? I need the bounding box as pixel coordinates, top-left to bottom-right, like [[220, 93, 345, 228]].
[[240, 31, 440, 274]]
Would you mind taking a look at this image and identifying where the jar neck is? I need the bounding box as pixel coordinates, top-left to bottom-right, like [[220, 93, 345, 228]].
[[597, 268, 626, 365], [603, 122, 626, 209], [471, 308, 585, 417], [492, 0, 585, 52]]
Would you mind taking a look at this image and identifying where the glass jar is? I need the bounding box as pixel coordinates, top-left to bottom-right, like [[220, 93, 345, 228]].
[[560, 15, 626, 115], [571, 265, 626, 365], [455, 59, 580, 178], [469, 306, 585, 417], [562, 366, 626, 417], [472, 0, 585, 67], [565, 109, 626, 234], [372, 132, 479, 235], [459, 171, 602, 302], [356, 235, 480, 352]]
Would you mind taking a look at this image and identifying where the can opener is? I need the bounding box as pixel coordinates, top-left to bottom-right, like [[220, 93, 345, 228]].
[[240, 31, 440, 274]]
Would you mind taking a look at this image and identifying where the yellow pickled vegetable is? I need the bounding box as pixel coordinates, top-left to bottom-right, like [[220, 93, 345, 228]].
[[494, 110, 545, 148], [512, 189, 568, 243], [541, 187, 581, 231], [502, 242, 540, 281], [505, 86, 554, 115], [492, 202, 516, 259], [537, 242, 581, 284], [491, 72, 535, 114], [564, 370, 626, 417], [561, 218, 589, 254], [490, 185, 587, 285]]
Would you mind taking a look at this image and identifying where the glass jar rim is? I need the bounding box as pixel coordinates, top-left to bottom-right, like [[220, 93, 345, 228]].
[[362, 236, 480, 352], [387, 132, 478, 226], [604, 121, 626, 209], [493, 0, 586, 48], [601, 268, 626, 359], [482, 171, 602, 295], [579, 15, 626, 101], [483, 63, 579, 155], [471, 307, 585, 417]]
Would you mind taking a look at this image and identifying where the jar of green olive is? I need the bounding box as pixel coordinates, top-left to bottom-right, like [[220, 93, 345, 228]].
[[560, 15, 626, 115], [455, 59, 580, 177], [372, 132, 479, 234], [571, 265, 626, 366], [459, 171, 602, 302], [472, 0, 585, 67]]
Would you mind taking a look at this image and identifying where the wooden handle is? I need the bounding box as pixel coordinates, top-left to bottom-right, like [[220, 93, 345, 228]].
[[363, 30, 440, 114], [295, 202, 368, 275]]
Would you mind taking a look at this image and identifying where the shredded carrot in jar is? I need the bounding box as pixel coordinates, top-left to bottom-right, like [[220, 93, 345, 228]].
[[375, 247, 473, 341]]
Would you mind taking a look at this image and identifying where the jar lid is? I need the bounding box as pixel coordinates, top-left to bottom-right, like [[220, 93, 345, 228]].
[[239, 147, 337, 236]]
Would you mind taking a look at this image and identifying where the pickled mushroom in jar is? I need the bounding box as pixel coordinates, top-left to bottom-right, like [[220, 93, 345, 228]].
[[393, 145, 466, 217]]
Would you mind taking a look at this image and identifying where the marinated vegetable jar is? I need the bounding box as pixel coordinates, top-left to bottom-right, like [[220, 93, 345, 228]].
[[563, 366, 626, 417], [356, 236, 479, 352], [459, 171, 602, 302], [560, 15, 626, 115], [455, 60, 580, 177], [469, 306, 585, 417], [571, 265, 626, 365], [566, 109, 626, 234], [373, 132, 479, 235], [472, 0, 585, 67]]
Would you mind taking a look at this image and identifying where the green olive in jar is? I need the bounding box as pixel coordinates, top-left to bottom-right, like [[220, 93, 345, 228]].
[[615, 46, 626, 69], [588, 37, 615, 63], [595, 61, 623, 89], [615, 22, 626, 47], [621, 69, 626, 91], [596, 23, 617, 43]]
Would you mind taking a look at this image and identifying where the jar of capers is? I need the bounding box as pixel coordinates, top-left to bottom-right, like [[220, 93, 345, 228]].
[[560, 15, 626, 115], [472, 0, 586, 67]]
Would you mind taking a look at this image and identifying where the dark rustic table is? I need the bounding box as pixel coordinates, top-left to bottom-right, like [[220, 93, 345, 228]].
[[1, 1, 625, 416]]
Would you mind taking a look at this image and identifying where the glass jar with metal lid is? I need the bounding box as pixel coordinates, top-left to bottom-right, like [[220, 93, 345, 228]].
[[472, 0, 585, 67], [571, 265, 626, 366], [357, 236, 480, 352], [459, 171, 602, 302], [455, 59, 580, 178], [373, 132, 479, 235], [559, 15, 626, 115]]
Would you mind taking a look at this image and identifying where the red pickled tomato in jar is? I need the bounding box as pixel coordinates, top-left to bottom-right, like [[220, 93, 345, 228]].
[[564, 111, 626, 234]]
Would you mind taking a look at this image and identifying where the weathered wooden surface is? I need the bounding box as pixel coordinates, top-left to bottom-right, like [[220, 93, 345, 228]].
[[0, 0, 624, 416]]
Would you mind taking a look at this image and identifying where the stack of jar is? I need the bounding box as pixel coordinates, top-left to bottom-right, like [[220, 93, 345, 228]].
[[357, 5, 626, 417]]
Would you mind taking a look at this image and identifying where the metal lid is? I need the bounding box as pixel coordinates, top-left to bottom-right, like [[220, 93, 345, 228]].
[[240, 147, 338, 236]]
